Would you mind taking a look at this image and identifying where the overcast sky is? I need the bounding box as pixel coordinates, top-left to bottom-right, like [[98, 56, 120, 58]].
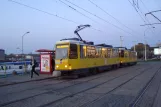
[[1, 0, 161, 54]]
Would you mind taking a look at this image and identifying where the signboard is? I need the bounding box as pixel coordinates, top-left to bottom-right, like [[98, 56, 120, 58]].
[[154, 48, 161, 55], [56, 45, 69, 48], [40, 54, 51, 73]]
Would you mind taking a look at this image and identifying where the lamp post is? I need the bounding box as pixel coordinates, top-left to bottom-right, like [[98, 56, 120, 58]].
[[22, 32, 30, 73], [144, 27, 155, 61], [22, 32, 30, 57]]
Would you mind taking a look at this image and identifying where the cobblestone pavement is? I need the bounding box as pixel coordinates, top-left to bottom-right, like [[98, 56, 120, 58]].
[[0, 62, 161, 107]]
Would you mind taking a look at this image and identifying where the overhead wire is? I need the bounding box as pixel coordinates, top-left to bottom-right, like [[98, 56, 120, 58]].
[[129, 0, 158, 43], [132, 0, 154, 29], [8, 0, 78, 24], [139, 0, 158, 37], [8, 0, 104, 34], [128, 0, 147, 23], [140, 0, 160, 26], [55, 0, 125, 35], [138, 0, 153, 25], [57, 0, 99, 25], [56, 0, 105, 33], [64, 0, 137, 37], [135, 0, 156, 29], [128, 0, 155, 35], [88, 0, 141, 36]]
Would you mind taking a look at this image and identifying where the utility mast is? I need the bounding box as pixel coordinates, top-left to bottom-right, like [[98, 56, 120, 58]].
[[120, 36, 123, 47]]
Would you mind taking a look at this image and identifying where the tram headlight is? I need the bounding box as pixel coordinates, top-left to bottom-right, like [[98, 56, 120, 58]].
[[69, 66, 72, 70], [65, 65, 68, 68], [56, 65, 59, 68], [68, 64, 72, 70]]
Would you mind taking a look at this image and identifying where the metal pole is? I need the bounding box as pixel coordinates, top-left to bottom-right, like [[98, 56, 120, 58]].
[[120, 36, 123, 47], [22, 36, 23, 61], [4, 65, 6, 77], [144, 30, 147, 61], [21, 32, 30, 73], [144, 38, 147, 61], [133, 41, 136, 52], [143, 27, 155, 61]]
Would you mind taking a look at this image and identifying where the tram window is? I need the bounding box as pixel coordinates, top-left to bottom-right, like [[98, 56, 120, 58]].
[[104, 49, 108, 58], [87, 46, 96, 58], [95, 47, 101, 58], [116, 50, 119, 57], [99, 48, 102, 57], [112, 49, 116, 57], [110, 49, 113, 58], [96, 48, 99, 58], [69, 44, 78, 59], [124, 51, 129, 57], [112, 50, 114, 57], [107, 48, 111, 58], [102, 48, 107, 58], [120, 50, 124, 57], [80, 45, 83, 58], [80, 45, 87, 58], [129, 52, 131, 58]]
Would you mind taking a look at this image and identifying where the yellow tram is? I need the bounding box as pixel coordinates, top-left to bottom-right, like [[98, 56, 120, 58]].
[[116, 47, 137, 66], [54, 24, 137, 76], [55, 39, 137, 76]]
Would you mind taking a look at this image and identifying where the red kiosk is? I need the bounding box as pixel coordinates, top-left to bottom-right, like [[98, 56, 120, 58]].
[[36, 49, 55, 74]]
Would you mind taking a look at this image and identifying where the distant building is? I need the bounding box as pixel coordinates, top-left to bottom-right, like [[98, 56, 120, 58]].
[[0, 49, 5, 61], [5, 53, 40, 62], [25, 54, 40, 62]]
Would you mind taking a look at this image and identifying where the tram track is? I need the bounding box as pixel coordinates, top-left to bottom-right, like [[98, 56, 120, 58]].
[[129, 66, 161, 107], [77, 65, 161, 107], [0, 65, 140, 96], [0, 64, 139, 88], [0, 65, 143, 107], [37, 65, 153, 107], [40, 64, 156, 107]]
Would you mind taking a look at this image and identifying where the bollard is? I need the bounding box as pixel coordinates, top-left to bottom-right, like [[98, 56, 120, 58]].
[[4, 65, 7, 77], [24, 63, 27, 75], [25, 63, 27, 74]]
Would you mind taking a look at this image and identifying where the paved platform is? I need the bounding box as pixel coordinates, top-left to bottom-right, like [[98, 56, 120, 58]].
[[0, 72, 53, 86]]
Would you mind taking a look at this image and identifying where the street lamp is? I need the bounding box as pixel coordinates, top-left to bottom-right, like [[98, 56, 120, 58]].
[[22, 31, 30, 56], [21, 31, 30, 73], [144, 27, 155, 61]]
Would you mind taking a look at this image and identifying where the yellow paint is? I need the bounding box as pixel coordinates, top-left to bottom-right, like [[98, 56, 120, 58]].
[[55, 42, 137, 71]]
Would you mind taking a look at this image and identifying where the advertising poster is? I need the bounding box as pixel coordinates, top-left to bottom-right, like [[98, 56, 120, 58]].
[[154, 48, 161, 55], [40, 54, 51, 72]]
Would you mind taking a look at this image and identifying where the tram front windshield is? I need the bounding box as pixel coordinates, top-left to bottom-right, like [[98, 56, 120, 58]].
[[55, 45, 68, 60]]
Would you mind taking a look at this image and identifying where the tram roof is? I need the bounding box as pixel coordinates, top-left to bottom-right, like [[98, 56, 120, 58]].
[[56, 39, 114, 48]]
